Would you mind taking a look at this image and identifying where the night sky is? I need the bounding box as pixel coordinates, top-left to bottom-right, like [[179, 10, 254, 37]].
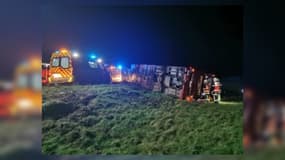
[[0, 0, 242, 80], [42, 5, 242, 77], [0, 1, 41, 80]]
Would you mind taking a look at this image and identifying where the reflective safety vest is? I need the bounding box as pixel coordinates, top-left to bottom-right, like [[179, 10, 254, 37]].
[[214, 85, 221, 92], [213, 82, 221, 93]]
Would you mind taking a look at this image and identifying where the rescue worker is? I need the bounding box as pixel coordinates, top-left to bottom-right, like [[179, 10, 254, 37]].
[[211, 76, 222, 103], [208, 74, 214, 94], [202, 74, 211, 101]]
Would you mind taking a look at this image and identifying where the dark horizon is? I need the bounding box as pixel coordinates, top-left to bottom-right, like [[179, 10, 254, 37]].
[[0, 2, 242, 79], [42, 5, 242, 77]]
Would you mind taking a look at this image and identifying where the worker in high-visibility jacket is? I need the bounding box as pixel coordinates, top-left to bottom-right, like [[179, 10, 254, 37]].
[[202, 75, 211, 101], [211, 76, 222, 103]]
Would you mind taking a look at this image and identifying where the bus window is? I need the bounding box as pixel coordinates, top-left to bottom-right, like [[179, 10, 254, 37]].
[[61, 57, 69, 68], [52, 58, 60, 67]]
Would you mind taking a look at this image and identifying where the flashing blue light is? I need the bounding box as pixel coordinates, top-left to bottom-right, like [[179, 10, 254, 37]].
[[117, 65, 122, 70], [55, 50, 59, 54], [90, 54, 97, 59]]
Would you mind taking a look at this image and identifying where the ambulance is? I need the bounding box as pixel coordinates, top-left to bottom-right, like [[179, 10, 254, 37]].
[[48, 48, 74, 84]]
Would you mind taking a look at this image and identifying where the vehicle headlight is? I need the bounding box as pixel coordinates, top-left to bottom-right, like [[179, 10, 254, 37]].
[[52, 73, 62, 78], [72, 52, 80, 58], [17, 98, 33, 109], [97, 58, 103, 63]]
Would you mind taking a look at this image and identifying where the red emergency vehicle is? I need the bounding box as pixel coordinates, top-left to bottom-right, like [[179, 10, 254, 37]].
[[42, 63, 50, 85]]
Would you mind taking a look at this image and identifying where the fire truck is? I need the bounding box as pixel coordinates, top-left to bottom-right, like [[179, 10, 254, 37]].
[[48, 48, 74, 84]]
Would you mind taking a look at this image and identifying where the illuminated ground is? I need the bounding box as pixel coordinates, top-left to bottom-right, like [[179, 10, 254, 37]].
[[42, 84, 243, 155]]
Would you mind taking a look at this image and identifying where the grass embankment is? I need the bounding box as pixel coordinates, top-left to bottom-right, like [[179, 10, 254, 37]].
[[42, 84, 242, 155]]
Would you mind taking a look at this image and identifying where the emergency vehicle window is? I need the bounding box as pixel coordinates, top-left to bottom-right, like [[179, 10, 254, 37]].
[[32, 73, 42, 91], [61, 57, 69, 68], [52, 58, 60, 67], [17, 74, 28, 88]]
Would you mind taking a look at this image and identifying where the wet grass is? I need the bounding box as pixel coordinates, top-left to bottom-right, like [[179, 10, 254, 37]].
[[42, 84, 242, 155]]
